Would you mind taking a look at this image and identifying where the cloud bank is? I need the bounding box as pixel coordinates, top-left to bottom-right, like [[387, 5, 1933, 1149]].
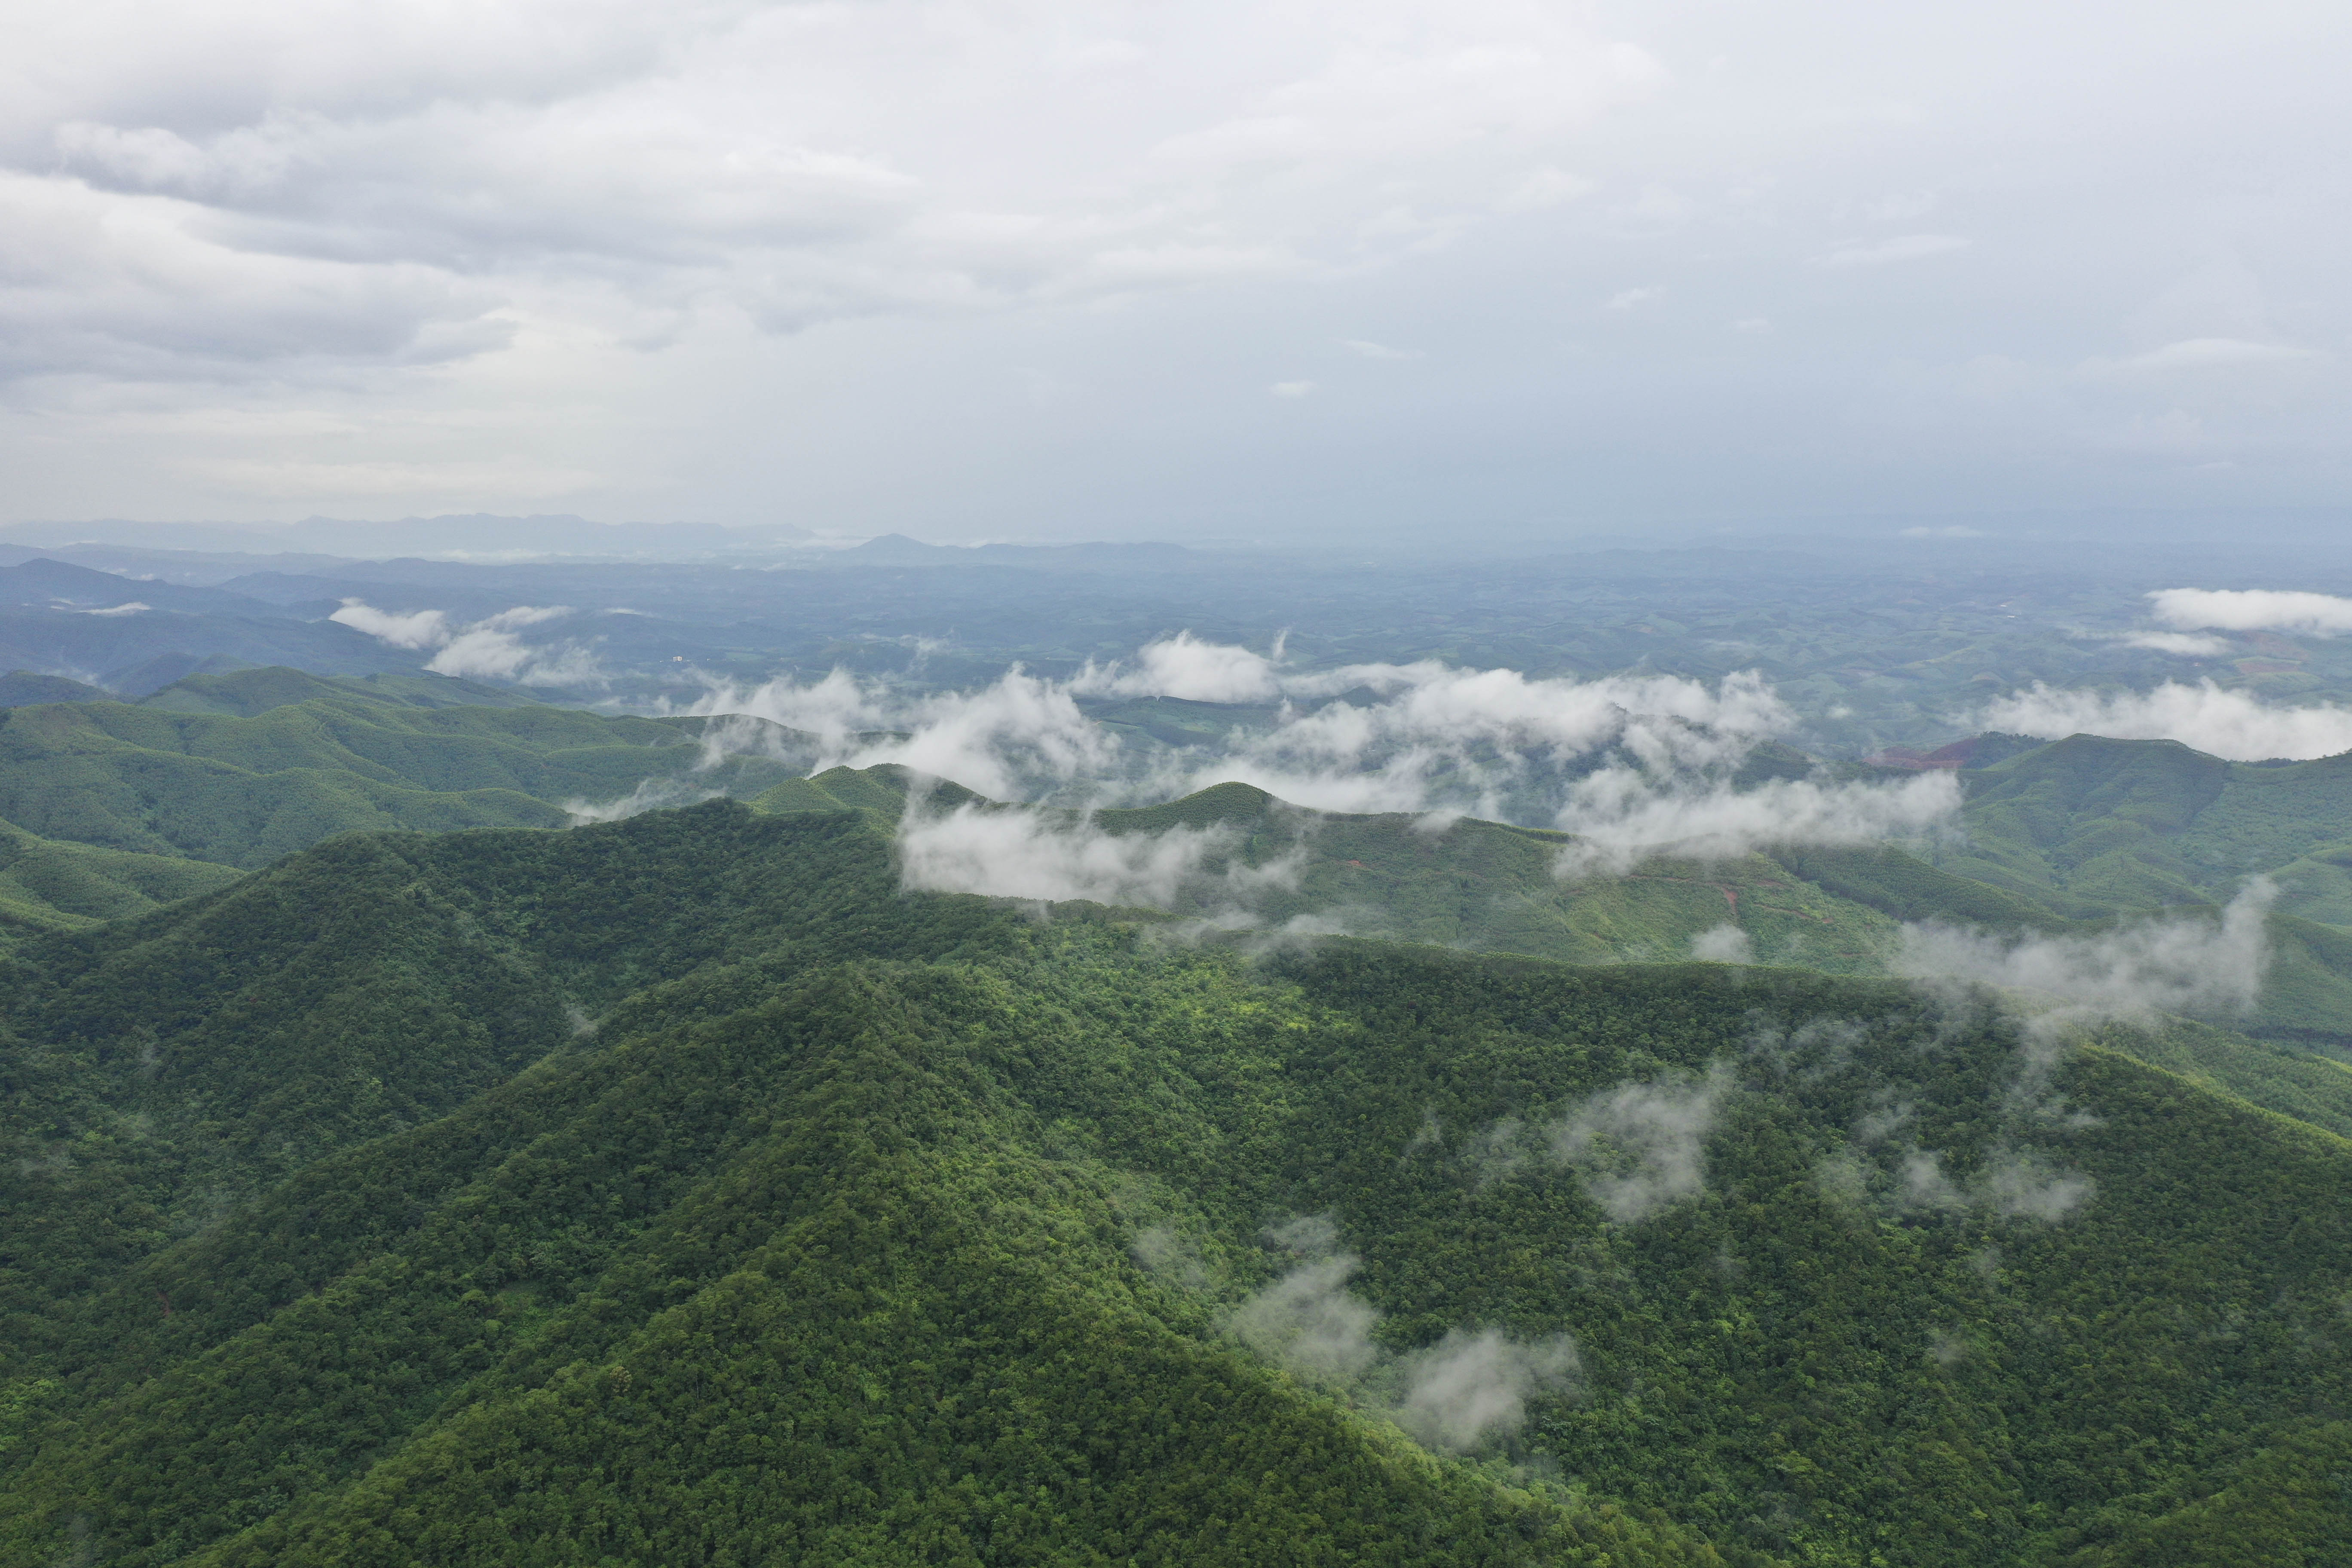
[[690, 637, 1970, 874], [1979, 681, 2352, 761], [1554, 769, 1960, 876], [2149, 588, 2352, 637], [1894, 879, 2276, 1030]]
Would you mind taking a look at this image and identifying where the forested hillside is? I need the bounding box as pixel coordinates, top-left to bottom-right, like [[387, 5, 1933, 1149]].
[[4, 798, 2351, 1565], [12, 668, 2352, 1050], [0, 669, 817, 916]]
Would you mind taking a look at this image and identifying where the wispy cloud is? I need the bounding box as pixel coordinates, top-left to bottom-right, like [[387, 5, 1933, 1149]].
[[2117, 631, 2231, 656], [332, 598, 602, 686], [896, 796, 1302, 908], [1548, 1066, 1730, 1221], [1894, 879, 2276, 1032], [1222, 1216, 1579, 1452]]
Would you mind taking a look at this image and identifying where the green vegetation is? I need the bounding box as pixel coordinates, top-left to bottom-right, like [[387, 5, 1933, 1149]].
[[1084, 782, 1904, 972], [0, 668, 822, 932], [1942, 734, 2352, 920], [0, 672, 108, 707], [6, 795, 2352, 1564]]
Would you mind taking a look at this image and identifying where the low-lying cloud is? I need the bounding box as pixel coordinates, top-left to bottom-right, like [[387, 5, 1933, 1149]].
[[1220, 1216, 1578, 1452], [2118, 631, 2231, 656], [679, 634, 2076, 874], [1979, 681, 2352, 761], [1690, 924, 1753, 963], [1549, 1067, 1730, 1221], [1070, 631, 1284, 703], [1554, 769, 1960, 876], [1392, 1330, 1582, 1453], [1894, 879, 2275, 1031], [897, 798, 1302, 908], [2150, 588, 2352, 637], [1886, 1145, 2094, 1222], [686, 641, 1810, 821], [681, 666, 1114, 802], [1228, 1252, 1383, 1387], [332, 599, 603, 686], [561, 776, 718, 826]]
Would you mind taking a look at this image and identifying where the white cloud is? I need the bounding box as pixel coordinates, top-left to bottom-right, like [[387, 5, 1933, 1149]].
[[1605, 285, 1661, 310], [1227, 1253, 1383, 1387], [1978, 1148, 2095, 1221], [1070, 631, 1283, 703], [1894, 879, 2275, 1030], [563, 775, 717, 825], [1393, 1329, 1580, 1452], [1340, 337, 1420, 359], [331, 597, 600, 685], [72, 600, 150, 616], [1548, 1067, 1729, 1222], [1269, 380, 1317, 398], [329, 600, 448, 649], [2149, 587, 2352, 636], [1224, 1216, 1580, 1452], [1553, 769, 1961, 876], [1210, 664, 1796, 818], [2119, 631, 2231, 655], [692, 640, 1817, 822], [1893, 1145, 2092, 1221], [1690, 923, 1753, 963], [1811, 233, 1968, 267], [897, 798, 1301, 908], [1980, 680, 2352, 760], [684, 665, 1118, 800]]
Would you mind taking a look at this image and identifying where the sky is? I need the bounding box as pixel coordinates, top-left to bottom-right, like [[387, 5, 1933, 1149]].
[[3, 0, 2346, 544]]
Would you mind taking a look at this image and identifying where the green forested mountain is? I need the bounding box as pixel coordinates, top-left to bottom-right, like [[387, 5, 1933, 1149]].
[[5, 798, 2352, 1565], [0, 669, 815, 908], [1939, 734, 2352, 921], [12, 666, 2352, 1046]]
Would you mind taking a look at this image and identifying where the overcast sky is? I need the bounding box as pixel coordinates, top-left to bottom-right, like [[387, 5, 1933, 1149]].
[[3, 0, 2346, 543]]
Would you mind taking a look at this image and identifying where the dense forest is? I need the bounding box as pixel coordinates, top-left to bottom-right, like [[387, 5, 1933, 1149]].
[[5, 795, 2351, 1564]]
